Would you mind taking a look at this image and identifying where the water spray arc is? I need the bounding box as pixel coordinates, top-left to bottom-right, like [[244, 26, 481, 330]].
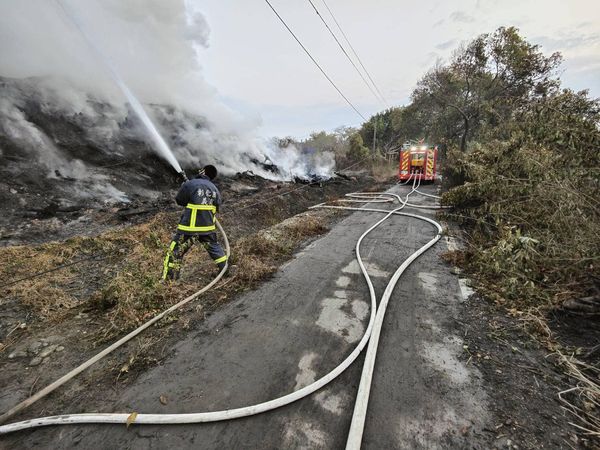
[[54, 0, 186, 179]]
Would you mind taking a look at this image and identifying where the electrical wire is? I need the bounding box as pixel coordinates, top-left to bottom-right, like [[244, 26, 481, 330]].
[[306, 0, 386, 108], [263, 0, 367, 121], [319, 0, 389, 108]]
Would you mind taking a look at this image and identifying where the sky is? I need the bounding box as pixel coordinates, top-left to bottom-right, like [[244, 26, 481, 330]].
[[0, 0, 598, 142], [194, 0, 600, 138]]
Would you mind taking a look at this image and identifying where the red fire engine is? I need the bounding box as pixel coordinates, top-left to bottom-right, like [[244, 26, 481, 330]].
[[398, 142, 438, 183]]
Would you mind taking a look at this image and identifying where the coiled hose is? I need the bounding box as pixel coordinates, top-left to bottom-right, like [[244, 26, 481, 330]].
[[0, 180, 442, 439]]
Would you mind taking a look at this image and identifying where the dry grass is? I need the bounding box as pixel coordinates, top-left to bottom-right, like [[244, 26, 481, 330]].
[[1, 241, 98, 322], [370, 160, 398, 182], [232, 235, 282, 284], [557, 354, 600, 439], [0, 210, 330, 337], [279, 213, 328, 240], [1, 212, 180, 325], [232, 213, 328, 284], [518, 313, 600, 441]]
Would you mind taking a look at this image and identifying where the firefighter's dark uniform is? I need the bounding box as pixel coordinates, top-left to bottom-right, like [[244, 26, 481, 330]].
[[162, 175, 227, 280]]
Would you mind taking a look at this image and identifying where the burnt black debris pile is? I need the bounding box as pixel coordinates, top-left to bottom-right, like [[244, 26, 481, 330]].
[[0, 76, 339, 246], [0, 76, 186, 205]]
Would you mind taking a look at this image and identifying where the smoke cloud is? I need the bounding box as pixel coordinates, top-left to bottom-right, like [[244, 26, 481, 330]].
[[0, 0, 335, 198]]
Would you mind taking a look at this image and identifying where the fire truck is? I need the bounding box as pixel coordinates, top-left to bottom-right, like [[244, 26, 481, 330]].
[[397, 141, 438, 183]]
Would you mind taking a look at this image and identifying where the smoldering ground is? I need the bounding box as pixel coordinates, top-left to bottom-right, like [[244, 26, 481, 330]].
[[0, 0, 335, 204]]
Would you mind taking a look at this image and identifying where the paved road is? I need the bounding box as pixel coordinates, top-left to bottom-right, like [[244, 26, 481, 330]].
[[7, 183, 489, 449]]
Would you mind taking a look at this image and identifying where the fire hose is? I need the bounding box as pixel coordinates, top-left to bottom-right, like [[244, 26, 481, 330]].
[[398, 172, 443, 200], [309, 180, 443, 449], [0, 178, 442, 442], [0, 222, 231, 426]]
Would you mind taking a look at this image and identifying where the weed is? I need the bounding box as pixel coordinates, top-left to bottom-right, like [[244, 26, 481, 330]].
[[0, 209, 331, 338]]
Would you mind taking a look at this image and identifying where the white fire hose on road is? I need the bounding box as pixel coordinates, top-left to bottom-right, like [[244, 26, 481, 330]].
[[398, 172, 443, 199], [0, 178, 442, 446], [0, 223, 232, 426]]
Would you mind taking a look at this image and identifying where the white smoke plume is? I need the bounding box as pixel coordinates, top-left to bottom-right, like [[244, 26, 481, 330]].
[[0, 0, 335, 196]]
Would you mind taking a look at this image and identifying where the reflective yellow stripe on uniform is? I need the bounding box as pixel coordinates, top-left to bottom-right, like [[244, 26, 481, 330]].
[[177, 203, 217, 232], [190, 208, 198, 229], [214, 255, 228, 264], [186, 204, 216, 212], [162, 241, 177, 279], [177, 224, 217, 232]]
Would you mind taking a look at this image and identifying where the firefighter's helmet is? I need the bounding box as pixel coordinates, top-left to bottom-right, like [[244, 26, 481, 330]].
[[198, 165, 218, 180]]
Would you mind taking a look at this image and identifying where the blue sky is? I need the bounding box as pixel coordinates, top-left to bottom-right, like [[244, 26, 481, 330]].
[[195, 0, 600, 138]]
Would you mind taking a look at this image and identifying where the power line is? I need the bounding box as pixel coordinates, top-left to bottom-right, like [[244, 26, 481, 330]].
[[5, 2, 376, 290], [306, 0, 386, 108], [320, 0, 389, 108], [263, 0, 367, 122]]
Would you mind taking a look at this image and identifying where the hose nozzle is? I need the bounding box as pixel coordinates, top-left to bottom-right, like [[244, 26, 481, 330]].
[[179, 171, 189, 182]]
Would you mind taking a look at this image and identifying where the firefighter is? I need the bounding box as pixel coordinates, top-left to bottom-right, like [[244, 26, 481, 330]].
[[162, 164, 228, 281]]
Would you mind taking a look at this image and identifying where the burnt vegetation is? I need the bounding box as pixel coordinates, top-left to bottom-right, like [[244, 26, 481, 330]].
[[415, 27, 600, 439], [307, 26, 599, 440], [330, 27, 599, 327], [0, 21, 598, 442]]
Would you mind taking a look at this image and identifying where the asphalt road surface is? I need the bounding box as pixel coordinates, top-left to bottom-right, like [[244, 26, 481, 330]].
[[8, 182, 489, 449]]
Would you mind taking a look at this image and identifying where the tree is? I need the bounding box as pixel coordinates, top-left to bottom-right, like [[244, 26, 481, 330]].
[[303, 131, 337, 154], [347, 133, 369, 162], [299, 128, 357, 165], [412, 27, 562, 151], [333, 125, 356, 143]]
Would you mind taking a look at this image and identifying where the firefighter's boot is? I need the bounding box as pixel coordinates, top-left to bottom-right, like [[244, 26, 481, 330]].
[[162, 241, 182, 281]]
